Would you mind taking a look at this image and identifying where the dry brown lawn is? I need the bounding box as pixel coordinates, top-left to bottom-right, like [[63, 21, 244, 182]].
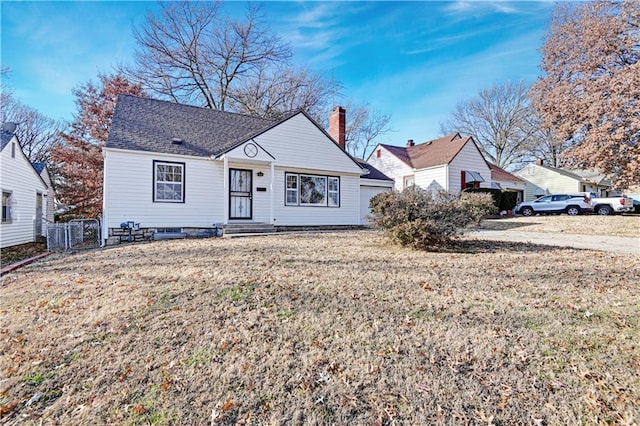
[[480, 214, 640, 237], [1, 230, 639, 425]]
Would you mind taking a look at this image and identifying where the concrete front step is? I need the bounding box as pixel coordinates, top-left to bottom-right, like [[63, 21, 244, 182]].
[[223, 223, 276, 235]]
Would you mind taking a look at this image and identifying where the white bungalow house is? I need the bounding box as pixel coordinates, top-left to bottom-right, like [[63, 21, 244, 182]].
[[515, 159, 618, 201], [102, 96, 390, 244], [1, 128, 50, 248], [365, 133, 492, 193]]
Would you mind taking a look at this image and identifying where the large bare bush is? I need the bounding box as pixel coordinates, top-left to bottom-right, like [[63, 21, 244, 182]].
[[369, 188, 495, 249]]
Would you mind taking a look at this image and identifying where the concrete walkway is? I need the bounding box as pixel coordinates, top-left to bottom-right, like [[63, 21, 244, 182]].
[[467, 229, 640, 254]]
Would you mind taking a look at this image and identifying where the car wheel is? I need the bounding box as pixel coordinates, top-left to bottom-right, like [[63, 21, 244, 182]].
[[521, 207, 534, 216], [596, 205, 612, 215], [566, 206, 580, 216]]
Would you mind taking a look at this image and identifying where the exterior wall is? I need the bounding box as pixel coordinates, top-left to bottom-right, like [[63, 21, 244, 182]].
[[515, 164, 580, 201], [40, 169, 55, 228], [414, 166, 448, 193], [448, 142, 491, 192], [366, 147, 411, 190], [103, 149, 225, 233], [0, 137, 48, 248], [359, 181, 392, 225]]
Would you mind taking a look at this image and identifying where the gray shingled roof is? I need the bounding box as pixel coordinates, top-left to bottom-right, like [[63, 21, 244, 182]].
[[106, 95, 277, 157], [32, 162, 46, 174], [1, 131, 15, 152], [358, 160, 393, 181]]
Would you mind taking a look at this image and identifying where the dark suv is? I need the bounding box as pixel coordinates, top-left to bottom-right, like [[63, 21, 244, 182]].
[[514, 194, 593, 216]]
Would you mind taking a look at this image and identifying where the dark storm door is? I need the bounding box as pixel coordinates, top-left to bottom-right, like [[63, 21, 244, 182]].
[[229, 168, 252, 219]]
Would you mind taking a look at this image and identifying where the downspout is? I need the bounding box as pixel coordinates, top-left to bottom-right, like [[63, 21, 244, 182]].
[[223, 156, 229, 225], [100, 150, 108, 247], [444, 164, 450, 192]]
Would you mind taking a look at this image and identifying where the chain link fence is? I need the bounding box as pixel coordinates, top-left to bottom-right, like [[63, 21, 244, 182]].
[[47, 219, 101, 251]]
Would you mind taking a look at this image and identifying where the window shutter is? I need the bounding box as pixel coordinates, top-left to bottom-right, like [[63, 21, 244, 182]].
[[461, 171, 466, 190]]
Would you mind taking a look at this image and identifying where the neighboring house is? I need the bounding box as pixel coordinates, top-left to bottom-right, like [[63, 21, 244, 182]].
[[32, 162, 55, 226], [515, 159, 617, 201], [366, 133, 492, 193], [0, 128, 49, 248], [357, 160, 394, 225], [489, 163, 525, 203], [103, 96, 371, 244]]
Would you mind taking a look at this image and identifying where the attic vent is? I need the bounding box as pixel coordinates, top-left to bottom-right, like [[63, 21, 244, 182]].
[[172, 138, 183, 145]]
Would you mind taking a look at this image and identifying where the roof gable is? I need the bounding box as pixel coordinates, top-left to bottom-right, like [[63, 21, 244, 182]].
[[1, 132, 48, 189], [378, 133, 476, 169]]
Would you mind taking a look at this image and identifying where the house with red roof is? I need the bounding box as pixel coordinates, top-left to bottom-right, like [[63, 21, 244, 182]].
[[489, 163, 525, 203], [365, 133, 492, 193]]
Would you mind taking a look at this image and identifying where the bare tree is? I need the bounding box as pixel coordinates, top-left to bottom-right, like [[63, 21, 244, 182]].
[[126, 1, 337, 118], [1, 70, 63, 163], [530, 0, 640, 189], [440, 80, 537, 169], [230, 65, 336, 120], [342, 103, 393, 159]]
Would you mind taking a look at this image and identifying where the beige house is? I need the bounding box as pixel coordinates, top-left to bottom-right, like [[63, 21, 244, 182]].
[[515, 159, 617, 201]]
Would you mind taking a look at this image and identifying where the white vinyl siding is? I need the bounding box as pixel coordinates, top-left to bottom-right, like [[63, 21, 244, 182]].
[[414, 166, 448, 193], [252, 113, 363, 175], [0, 136, 48, 248], [448, 142, 491, 192], [515, 164, 583, 201], [366, 146, 412, 191], [103, 149, 224, 229]]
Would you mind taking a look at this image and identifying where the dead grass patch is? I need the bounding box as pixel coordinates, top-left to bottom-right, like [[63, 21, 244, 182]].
[[1, 232, 638, 424], [481, 215, 640, 237]]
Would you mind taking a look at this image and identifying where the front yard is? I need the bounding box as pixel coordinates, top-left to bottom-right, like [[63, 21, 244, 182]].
[[1, 228, 638, 424]]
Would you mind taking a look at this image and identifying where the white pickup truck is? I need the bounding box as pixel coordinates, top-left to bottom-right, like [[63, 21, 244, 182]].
[[578, 192, 635, 215]]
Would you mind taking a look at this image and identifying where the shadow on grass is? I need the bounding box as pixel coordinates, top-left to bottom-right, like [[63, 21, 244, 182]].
[[479, 218, 541, 231], [442, 238, 582, 254]]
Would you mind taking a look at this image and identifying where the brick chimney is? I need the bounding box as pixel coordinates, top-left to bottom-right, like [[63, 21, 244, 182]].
[[406, 139, 415, 147], [536, 158, 544, 166], [329, 106, 346, 150]]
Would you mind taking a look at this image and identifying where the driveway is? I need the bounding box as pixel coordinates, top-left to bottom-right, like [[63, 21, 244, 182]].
[[467, 229, 640, 254]]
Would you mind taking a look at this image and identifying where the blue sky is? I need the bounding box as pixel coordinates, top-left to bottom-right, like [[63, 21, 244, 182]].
[[1, 1, 554, 146]]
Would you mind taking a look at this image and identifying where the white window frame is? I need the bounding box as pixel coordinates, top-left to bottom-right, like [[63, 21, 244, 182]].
[[2, 190, 13, 223], [153, 160, 185, 203], [328, 176, 340, 207], [285, 172, 340, 207], [285, 173, 299, 206]]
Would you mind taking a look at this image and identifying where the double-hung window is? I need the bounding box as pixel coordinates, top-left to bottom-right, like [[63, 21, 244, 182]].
[[2, 191, 13, 223], [285, 173, 339, 207], [154, 161, 185, 202]]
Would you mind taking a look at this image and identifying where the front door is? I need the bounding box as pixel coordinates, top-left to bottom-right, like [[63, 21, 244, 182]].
[[229, 169, 252, 219]]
